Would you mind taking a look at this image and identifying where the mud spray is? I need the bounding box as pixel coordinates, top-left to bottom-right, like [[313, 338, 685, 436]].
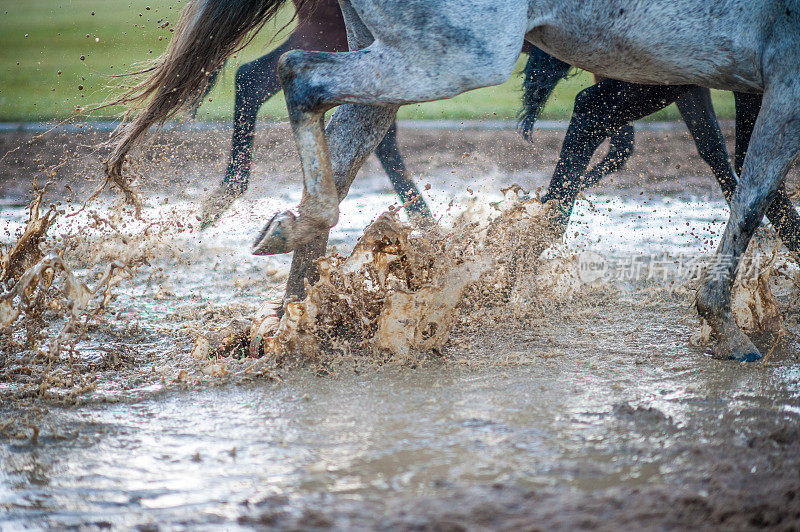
[[192, 186, 796, 371], [2, 179, 797, 414], [0, 176, 197, 405]]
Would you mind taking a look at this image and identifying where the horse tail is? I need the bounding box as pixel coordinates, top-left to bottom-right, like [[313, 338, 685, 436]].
[[188, 61, 227, 119], [98, 0, 299, 214], [518, 47, 572, 143]]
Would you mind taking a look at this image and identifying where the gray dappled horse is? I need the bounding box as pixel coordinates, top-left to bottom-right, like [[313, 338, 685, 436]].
[[203, 26, 800, 259], [105, 0, 800, 362], [199, 9, 800, 258], [194, 0, 631, 229]]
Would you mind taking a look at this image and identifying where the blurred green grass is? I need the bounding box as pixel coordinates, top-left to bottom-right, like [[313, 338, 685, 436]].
[[1, 0, 735, 122]]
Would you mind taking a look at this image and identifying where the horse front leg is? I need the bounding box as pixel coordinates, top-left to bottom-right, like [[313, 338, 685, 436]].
[[278, 103, 399, 299], [732, 92, 800, 255], [674, 87, 737, 201], [696, 84, 800, 361]]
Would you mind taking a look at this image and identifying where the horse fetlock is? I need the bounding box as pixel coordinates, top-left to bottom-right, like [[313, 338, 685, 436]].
[[695, 282, 761, 362], [252, 211, 308, 256], [539, 196, 570, 233], [299, 196, 339, 227], [695, 278, 728, 322]]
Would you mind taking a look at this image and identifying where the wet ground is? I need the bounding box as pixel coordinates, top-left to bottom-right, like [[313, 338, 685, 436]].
[[1, 125, 800, 530]]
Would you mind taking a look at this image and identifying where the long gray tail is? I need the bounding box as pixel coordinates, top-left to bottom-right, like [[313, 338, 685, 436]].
[[99, 0, 297, 213]]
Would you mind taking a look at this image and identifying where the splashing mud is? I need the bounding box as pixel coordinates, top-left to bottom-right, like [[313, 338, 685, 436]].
[[0, 186, 198, 401], [692, 228, 795, 348], [194, 186, 582, 370], [5, 177, 800, 407], [3, 127, 800, 529], [0, 192, 130, 378]]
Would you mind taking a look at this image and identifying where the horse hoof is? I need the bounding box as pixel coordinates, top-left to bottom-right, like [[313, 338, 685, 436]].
[[728, 352, 762, 363], [711, 328, 762, 363], [252, 211, 299, 255]]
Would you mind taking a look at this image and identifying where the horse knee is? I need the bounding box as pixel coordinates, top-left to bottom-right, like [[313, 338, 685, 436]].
[[278, 51, 333, 118]]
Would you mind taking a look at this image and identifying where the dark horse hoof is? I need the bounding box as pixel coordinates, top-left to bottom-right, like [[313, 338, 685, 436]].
[[728, 352, 762, 363], [252, 211, 297, 255], [199, 185, 242, 230]]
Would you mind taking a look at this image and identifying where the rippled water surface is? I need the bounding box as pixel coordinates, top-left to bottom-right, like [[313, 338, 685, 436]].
[[2, 181, 799, 529]]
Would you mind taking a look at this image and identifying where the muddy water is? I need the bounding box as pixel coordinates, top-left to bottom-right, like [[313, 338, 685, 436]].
[[3, 361, 800, 529], [2, 178, 800, 529]]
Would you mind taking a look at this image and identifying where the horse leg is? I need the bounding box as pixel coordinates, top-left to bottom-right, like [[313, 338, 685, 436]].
[[200, 40, 292, 228], [733, 92, 761, 176], [516, 49, 636, 184], [674, 87, 737, 201], [253, 0, 525, 255], [275, 1, 402, 300], [696, 84, 800, 361], [580, 73, 636, 186], [731, 92, 800, 254], [281, 103, 399, 299], [581, 123, 635, 187], [374, 122, 433, 222], [542, 80, 693, 228]]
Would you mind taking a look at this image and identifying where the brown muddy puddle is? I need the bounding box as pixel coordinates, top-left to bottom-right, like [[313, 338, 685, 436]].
[[2, 179, 800, 529]]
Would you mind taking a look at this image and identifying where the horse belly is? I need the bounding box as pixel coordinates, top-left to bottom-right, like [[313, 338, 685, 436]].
[[576, 37, 761, 92], [528, 0, 770, 92]]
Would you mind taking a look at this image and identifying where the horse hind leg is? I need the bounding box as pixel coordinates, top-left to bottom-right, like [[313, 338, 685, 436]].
[[581, 123, 634, 189], [374, 122, 433, 223], [542, 80, 692, 228], [275, 103, 399, 300], [579, 73, 636, 189], [696, 83, 800, 361], [253, 43, 480, 255], [199, 41, 290, 228]]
